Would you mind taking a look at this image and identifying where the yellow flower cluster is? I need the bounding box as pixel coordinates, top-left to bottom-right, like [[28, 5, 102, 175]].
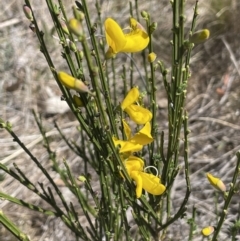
[[57, 17, 166, 199], [113, 87, 166, 198]]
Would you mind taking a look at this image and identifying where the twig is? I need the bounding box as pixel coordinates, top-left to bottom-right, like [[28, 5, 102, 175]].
[[191, 116, 240, 130], [0, 18, 21, 29], [1, 121, 79, 165], [221, 36, 240, 77]]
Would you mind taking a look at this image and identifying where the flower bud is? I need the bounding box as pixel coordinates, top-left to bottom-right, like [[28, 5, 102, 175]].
[[148, 52, 157, 63], [78, 175, 86, 182], [150, 22, 157, 34], [53, 4, 60, 16], [68, 18, 82, 36], [23, 5, 33, 21], [69, 41, 77, 52], [72, 6, 85, 21], [78, 50, 84, 60], [206, 173, 226, 192], [141, 11, 149, 20], [60, 21, 69, 35], [73, 95, 84, 107], [91, 23, 97, 34], [58, 71, 90, 93], [189, 29, 210, 44], [201, 226, 215, 237]]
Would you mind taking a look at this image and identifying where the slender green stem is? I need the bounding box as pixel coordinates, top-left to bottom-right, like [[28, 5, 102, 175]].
[[81, 0, 118, 136], [0, 192, 56, 216], [0, 211, 30, 241], [188, 206, 197, 241], [158, 113, 191, 231], [212, 152, 240, 240]]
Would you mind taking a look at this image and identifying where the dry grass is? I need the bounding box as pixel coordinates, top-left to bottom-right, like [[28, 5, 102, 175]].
[[0, 0, 240, 240]]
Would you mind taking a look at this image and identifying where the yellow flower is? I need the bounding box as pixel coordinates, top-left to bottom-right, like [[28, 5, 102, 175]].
[[121, 87, 152, 124], [124, 156, 144, 172], [104, 18, 149, 58], [124, 156, 166, 198], [189, 29, 210, 44], [57, 71, 90, 93], [201, 226, 215, 237], [113, 120, 153, 153], [206, 173, 226, 192], [130, 171, 166, 198]]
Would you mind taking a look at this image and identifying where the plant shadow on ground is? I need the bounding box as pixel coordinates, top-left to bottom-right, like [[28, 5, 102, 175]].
[[0, 0, 240, 240]]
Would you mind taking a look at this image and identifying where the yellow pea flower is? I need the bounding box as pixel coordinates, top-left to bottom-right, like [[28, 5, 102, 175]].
[[119, 155, 143, 179], [121, 87, 152, 124], [201, 226, 215, 237], [206, 173, 226, 192], [123, 156, 165, 198], [139, 172, 165, 196], [121, 87, 139, 110], [104, 18, 149, 58], [131, 121, 153, 145], [57, 71, 90, 93], [130, 170, 166, 198], [124, 156, 144, 173], [113, 120, 153, 153]]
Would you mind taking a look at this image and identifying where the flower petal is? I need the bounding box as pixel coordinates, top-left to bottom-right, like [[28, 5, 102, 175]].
[[130, 18, 146, 31], [104, 18, 127, 53], [130, 170, 143, 198], [139, 172, 166, 195], [125, 105, 152, 124], [120, 142, 143, 153], [122, 119, 132, 140], [113, 137, 143, 153], [121, 87, 139, 110], [123, 29, 149, 52], [131, 122, 153, 145], [124, 156, 144, 173]]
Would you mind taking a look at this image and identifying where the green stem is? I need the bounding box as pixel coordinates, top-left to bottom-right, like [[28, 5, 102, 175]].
[[212, 152, 240, 240], [0, 211, 30, 241], [0, 192, 55, 216], [188, 206, 197, 241], [81, 0, 118, 136], [158, 113, 191, 231]]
